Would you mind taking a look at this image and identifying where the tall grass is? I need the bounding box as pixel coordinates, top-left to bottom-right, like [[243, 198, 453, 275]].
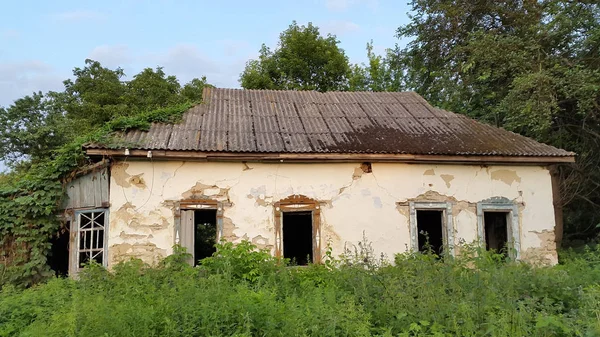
[[1, 241, 600, 336]]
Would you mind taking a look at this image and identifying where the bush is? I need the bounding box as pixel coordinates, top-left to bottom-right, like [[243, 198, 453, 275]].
[[1, 241, 600, 336]]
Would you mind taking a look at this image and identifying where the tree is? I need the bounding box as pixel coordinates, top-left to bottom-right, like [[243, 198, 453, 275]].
[[62, 59, 128, 127], [125, 67, 182, 109], [0, 92, 71, 163], [181, 77, 211, 102], [240, 22, 351, 92], [395, 0, 600, 241], [0, 59, 211, 166], [348, 42, 404, 92]]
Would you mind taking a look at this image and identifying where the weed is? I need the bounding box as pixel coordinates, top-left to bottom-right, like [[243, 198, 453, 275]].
[[2, 241, 600, 336]]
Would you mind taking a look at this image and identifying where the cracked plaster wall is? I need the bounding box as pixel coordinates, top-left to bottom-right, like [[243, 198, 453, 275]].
[[108, 160, 558, 266]]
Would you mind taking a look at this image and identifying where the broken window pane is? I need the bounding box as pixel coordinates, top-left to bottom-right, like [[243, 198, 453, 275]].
[[77, 210, 107, 268], [283, 211, 313, 265]]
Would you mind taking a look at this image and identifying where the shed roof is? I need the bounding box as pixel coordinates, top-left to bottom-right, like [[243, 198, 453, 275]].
[[85, 88, 574, 162]]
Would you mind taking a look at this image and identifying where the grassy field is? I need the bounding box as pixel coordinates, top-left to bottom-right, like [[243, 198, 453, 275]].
[[1, 241, 600, 337]]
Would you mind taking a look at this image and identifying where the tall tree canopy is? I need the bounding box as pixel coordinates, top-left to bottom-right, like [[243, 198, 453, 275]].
[[0, 59, 209, 166], [240, 22, 351, 92], [394, 0, 600, 240], [347, 42, 404, 92]]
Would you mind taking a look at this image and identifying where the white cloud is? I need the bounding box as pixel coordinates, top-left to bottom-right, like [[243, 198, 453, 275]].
[[325, 0, 378, 11], [1, 29, 20, 39], [0, 61, 65, 107], [321, 20, 360, 36], [152, 44, 242, 88], [0, 42, 249, 107], [217, 39, 251, 57], [53, 10, 105, 22], [88, 45, 132, 69]]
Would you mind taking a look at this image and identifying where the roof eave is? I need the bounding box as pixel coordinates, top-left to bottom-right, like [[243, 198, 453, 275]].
[[85, 148, 576, 165]]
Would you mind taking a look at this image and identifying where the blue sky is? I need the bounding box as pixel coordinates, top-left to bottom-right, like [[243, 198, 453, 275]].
[[0, 0, 412, 107]]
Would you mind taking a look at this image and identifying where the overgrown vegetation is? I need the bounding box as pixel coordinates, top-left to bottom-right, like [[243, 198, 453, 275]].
[[1, 241, 600, 336], [0, 61, 208, 288], [1, 0, 598, 290]]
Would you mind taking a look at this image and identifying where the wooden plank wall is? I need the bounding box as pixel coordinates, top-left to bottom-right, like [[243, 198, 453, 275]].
[[63, 167, 109, 210]]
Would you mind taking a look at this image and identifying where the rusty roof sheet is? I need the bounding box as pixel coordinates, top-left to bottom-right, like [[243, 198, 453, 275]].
[[87, 88, 574, 157]]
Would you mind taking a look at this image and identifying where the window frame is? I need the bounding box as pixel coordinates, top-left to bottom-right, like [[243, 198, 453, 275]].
[[175, 199, 223, 265], [72, 208, 109, 273], [409, 201, 454, 256], [477, 200, 520, 259], [274, 195, 321, 264]]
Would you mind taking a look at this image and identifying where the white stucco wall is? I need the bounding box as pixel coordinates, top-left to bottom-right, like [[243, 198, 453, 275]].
[[107, 160, 558, 266]]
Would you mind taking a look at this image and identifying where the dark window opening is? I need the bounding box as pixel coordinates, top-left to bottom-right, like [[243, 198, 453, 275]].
[[194, 209, 217, 265], [484, 211, 509, 255], [49, 221, 70, 277], [283, 211, 313, 265], [416, 210, 444, 255]]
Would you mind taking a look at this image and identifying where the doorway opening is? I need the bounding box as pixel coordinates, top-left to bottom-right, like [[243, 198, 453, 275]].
[[48, 220, 70, 277], [484, 211, 509, 255], [194, 209, 217, 265], [282, 211, 313, 265], [416, 210, 444, 254]]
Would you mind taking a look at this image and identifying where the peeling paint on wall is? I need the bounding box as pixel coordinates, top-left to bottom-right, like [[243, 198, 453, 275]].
[[129, 174, 146, 189], [108, 161, 557, 267], [251, 235, 273, 250], [109, 242, 167, 266], [521, 230, 558, 265], [181, 182, 230, 201], [491, 169, 522, 186], [112, 162, 132, 187], [441, 174, 454, 188]]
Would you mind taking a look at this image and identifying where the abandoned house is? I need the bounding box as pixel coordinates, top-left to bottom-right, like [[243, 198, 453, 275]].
[[54, 87, 575, 275]]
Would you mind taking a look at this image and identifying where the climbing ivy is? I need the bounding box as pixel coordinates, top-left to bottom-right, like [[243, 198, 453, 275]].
[[0, 102, 194, 288]]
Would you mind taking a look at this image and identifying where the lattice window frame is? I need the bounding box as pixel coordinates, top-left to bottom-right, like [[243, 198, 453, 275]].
[[73, 209, 108, 272]]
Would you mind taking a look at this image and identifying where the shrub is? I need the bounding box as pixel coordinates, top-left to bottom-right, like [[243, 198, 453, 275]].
[[2, 241, 600, 336]]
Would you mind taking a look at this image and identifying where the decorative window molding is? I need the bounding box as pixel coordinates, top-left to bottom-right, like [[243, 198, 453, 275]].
[[72, 209, 108, 273], [409, 201, 454, 256], [476, 198, 520, 259], [274, 195, 322, 264]]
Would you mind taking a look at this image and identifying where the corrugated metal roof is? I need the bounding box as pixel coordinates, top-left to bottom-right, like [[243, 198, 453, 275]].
[[86, 88, 574, 157]]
